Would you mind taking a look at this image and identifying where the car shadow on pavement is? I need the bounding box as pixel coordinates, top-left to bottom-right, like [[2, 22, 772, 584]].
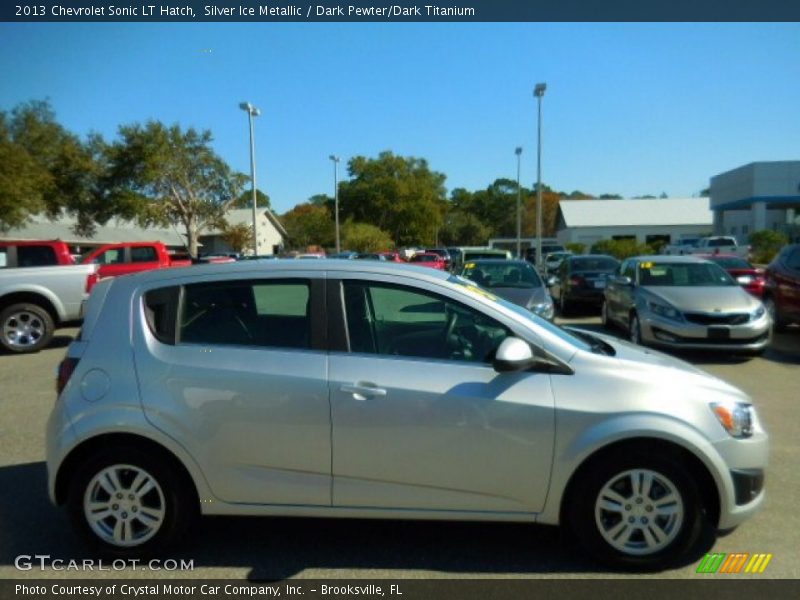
[[0, 462, 714, 579]]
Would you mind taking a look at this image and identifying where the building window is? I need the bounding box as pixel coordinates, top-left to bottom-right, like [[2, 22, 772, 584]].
[[730, 226, 737, 235], [742, 225, 749, 235]]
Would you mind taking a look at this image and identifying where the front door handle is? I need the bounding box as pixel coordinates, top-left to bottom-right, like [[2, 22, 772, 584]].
[[340, 382, 387, 401]]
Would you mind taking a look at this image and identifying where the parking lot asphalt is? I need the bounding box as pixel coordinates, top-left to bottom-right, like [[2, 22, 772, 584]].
[[0, 321, 798, 580]]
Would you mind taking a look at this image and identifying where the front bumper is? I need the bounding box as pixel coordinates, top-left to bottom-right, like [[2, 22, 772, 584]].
[[712, 430, 769, 530], [639, 312, 771, 352]]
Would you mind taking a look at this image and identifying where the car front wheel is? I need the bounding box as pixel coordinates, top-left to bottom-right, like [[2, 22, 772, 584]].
[[569, 452, 707, 570], [629, 313, 642, 345], [67, 447, 195, 556]]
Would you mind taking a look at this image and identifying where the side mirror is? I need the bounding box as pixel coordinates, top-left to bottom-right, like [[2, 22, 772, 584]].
[[614, 275, 633, 286], [546, 276, 558, 288], [493, 337, 537, 373]]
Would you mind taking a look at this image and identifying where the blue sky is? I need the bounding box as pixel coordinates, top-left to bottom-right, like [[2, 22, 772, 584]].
[[1, 22, 798, 214]]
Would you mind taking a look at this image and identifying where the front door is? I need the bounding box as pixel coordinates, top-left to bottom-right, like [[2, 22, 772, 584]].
[[329, 278, 555, 514]]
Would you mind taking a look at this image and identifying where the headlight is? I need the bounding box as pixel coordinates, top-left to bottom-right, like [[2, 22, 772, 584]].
[[750, 305, 766, 320], [710, 402, 754, 438], [529, 299, 554, 320], [647, 300, 683, 321]]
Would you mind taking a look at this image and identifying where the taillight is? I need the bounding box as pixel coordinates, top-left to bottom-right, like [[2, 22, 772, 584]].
[[570, 276, 584, 287], [56, 357, 79, 396], [86, 273, 99, 294]]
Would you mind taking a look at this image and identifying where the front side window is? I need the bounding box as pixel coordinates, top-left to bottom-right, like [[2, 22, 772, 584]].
[[343, 281, 511, 364], [179, 279, 311, 349]]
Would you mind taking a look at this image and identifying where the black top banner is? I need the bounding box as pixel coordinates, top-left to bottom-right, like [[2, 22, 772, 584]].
[[3, 0, 800, 22]]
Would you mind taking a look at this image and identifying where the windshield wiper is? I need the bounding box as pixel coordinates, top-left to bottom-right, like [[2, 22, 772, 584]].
[[566, 328, 616, 356]]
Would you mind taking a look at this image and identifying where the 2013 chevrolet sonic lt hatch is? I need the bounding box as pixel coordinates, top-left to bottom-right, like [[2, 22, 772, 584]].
[[47, 260, 768, 569]]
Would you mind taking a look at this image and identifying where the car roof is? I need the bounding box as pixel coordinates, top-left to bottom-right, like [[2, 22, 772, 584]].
[[567, 254, 619, 261], [629, 255, 710, 264], [110, 257, 454, 286], [466, 259, 530, 266]]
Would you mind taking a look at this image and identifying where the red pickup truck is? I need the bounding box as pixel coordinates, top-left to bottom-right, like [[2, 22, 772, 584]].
[[0, 240, 75, 268], [82, 242, 191, 279]]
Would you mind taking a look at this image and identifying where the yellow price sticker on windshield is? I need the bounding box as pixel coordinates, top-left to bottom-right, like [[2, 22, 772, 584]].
[[461, 284, 497, 302], [641, 261, 654, 269], [464, 262, 476, 269]]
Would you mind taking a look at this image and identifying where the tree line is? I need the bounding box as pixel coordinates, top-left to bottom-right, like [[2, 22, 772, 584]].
[[1, 100, 670, 256]]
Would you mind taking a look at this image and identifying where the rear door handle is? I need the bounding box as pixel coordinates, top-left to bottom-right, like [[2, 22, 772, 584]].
[[340, 383, 387, 401]]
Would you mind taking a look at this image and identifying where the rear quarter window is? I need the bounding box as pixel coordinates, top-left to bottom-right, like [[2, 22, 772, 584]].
[[143, 287, 180, 344]]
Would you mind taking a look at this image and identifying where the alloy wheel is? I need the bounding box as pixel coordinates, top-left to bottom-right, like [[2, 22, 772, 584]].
[[3, 310, 45, 348], [594, 468, 684, 556], [83, 464, 166, 547]]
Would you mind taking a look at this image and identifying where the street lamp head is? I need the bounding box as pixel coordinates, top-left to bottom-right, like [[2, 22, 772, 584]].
[[329, 155, 340, 163], [534, 83, 547, 97], [239, 102, 260, 116], [515, 146, 523, 156]]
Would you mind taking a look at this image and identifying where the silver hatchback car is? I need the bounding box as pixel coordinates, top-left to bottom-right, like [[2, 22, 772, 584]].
[[603, 256, 771, 353], [47, 260, 767, 569]]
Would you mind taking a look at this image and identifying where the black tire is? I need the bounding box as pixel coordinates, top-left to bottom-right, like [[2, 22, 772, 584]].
[[567, 451, 708, 571], [559, 293, 571, 317], [629, 312, 643, 345], [0, 302, 55, 353], [67, 446, 196, 557], [763, 296, 787, 333], [601, 300, 612, 329]]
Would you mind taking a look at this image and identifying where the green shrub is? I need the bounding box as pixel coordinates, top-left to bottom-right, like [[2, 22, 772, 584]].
[[749, 230, 788, 265], [565, 242, 585, 255], [590, 239, 654, 260]]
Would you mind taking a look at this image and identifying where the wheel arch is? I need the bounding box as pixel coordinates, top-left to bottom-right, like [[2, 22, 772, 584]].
[[0, 292, 60, 324], [558, 437, 721, 529], [54, 432, 200, 508]]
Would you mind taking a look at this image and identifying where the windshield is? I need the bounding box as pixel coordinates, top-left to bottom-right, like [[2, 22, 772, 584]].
[[708, 256, 751, 270], [638, 261, 737, 287], [571, 257, 619, 272], [412, 254, 437, 262], [448, 275, 592, 352], [462, 261, 543, 289]]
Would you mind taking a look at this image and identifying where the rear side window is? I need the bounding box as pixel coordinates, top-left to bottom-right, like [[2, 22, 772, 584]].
[[131, 246, 158, 263], [144, 287, 180, 344], [17, 245, 57, 267], [179, 279, 311, 349]]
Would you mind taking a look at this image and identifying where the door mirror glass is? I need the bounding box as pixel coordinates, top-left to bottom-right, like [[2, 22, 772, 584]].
[[493, 337, 536, 373]]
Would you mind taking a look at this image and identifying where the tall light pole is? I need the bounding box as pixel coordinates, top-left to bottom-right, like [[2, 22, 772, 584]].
[[329, 155, 341, 253], [239, 101, 261, 256], [515, 146, 523, 259], [534, 82, 547, 271]]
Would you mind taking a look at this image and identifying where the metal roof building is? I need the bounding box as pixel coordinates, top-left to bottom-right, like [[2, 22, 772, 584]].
[[556, 197, 713, 249]]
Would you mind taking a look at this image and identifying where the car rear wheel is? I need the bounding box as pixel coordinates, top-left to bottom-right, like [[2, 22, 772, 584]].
[[0, 303, 54, 353], [67, 447, 195, 556], [568, 452, 707, 570]]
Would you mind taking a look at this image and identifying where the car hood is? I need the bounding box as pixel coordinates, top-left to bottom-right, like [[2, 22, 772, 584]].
[[644, 286, 759, 313], [574, 328, 748, 399], [491, 286, 548, 308]]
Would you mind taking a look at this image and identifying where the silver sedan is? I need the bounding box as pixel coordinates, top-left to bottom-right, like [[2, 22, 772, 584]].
[[603, 256, 771, 353]]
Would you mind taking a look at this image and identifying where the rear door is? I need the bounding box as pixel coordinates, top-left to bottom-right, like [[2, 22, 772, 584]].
[[777, 246, 800, 320], [128, 245, 163, 274], [328, 276, 555, 513], [133, 272, 332, 506]]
